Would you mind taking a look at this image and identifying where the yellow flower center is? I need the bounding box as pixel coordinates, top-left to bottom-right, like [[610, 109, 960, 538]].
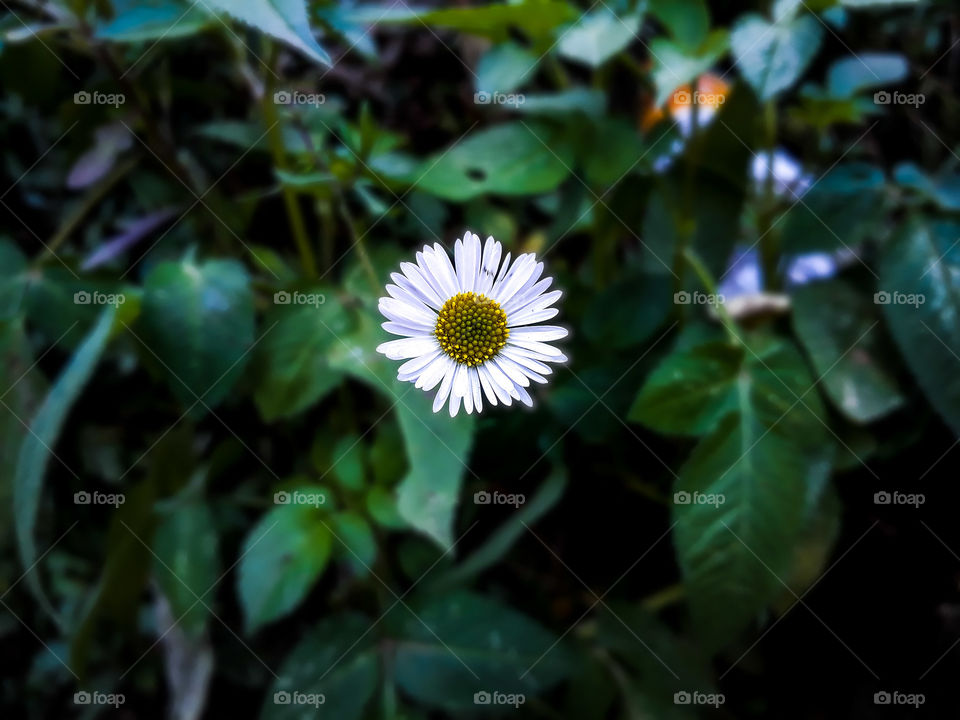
[[434, 292, 509, 366]]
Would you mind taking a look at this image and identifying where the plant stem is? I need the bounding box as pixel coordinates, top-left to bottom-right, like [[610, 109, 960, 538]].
[[261, 44, 317, 278], [683, 246, 740, 345]]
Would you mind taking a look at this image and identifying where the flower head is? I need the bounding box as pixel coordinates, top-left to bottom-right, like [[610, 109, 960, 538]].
[[376, 231, 568, 416]]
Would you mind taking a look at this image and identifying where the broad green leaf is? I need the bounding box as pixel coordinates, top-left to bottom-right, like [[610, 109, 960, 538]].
[[330, 435, 365, 491], [416, 122, 573, 201], [826, 52, 908, 98], [584, 271, 673, 350], [730, 12, 823, 101], [95, 0, 212, 41], [327, 306, 475, 549], [650, 31, 728, 106], [628, 340, 744, 435], [779, 163, 886, 252], [13, 307, 115, 620], [650, 0, 709, 50], [139, 258, 254, 414], [202, 0, 331, 67], [330, 512, 377, 576], [893, 163, 960, 212], [792, 279, 904, 423], [475, 42, 539, 94], [665, 339, 834, 648], [392, 591, 575, 711], [511, 88, 606, 117], [346, 1, 578, 41], [576, 117, 649, 186], [237, 490, 333, 633], [556, 8, 642, 68], [262, 613, 379, 720], [881, 220, 960, 436], [153, 499, 220, 637], [252, 290, 348, 421], [0, 319, 46, 559]]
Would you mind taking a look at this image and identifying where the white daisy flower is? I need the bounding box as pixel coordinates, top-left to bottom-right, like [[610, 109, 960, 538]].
[[376, 231, 569, 416]]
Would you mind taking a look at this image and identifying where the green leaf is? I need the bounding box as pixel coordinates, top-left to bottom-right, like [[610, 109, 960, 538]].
[[330, 435, 365, 491], [792, 279, 904, 423], [730, 12, 823, 101], [475, 41, 539, 94], [262, 613, 379, 720], [13, 307, 115, 620], [628, 341, 744, 436], [779, 163, 886, 252], [237, 490, 333, 633], [346, 1, 578, 42], [826, 52, 908, 98], [650, 0, 709, 50], [650, 31, 728, 106], [584, 271, 673, 350], [153, 499, 220, 637], [330, 512, 377, 576], [252, 290, 348, 421], [202, 0, 331, 66], [416, 122, 573, 202], [667, 339, 835, 648], [392, 591, 575, 711], [95, 0, 212, 41], [881, 219, 960, 437], [139, 258, 255, 414], [511, 88, 606, 117], [556, 7, 643, 68]]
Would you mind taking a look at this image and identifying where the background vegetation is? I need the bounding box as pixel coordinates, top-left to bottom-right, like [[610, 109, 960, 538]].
[[1, 0, 959, 717]]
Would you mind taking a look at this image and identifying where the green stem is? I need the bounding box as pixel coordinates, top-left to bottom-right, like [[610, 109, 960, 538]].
[[262, 44, 317, 278], [683, 247, 740, 345], [641, 582, 685, 612]]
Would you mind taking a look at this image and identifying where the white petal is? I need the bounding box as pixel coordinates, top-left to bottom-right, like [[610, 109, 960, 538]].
[[379, 297, 436, 327], [449, 389, 462, 417], [497, 353, 547, 384], [476, 364, 498, 406], [420, 246, 457, 299], [500, 261, 543, 310], [376, 336, 438, 360], [493, 254, 537, 305], [511, 382, 534, 407], [454, 238, 466, 293], [503, 277, 553, 315], [492, 356, 530, 388], [398, 349, 442, 381], [417, 355, 452, 391], [507, 288, 562, 318], [385, 283, 436, 319], [407, 258, 447, 304], [478, 236, 502, 295], [382, 321, 433, 337], [470, 366, 483, 413], [492, 251, 512, 293], [508, 339, 567, 360], [464, 232, 481, 293], [508, 306, 559, 326], [508, 325, 568, 342], [431, 243, 460, 297], [463, 371, 475, 414], [451, 362, 469, 398], [432, 360, 456, 413], [502, 347, 553, 376], [393, 270, 442, 310], [483, 360, 516, 402]]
